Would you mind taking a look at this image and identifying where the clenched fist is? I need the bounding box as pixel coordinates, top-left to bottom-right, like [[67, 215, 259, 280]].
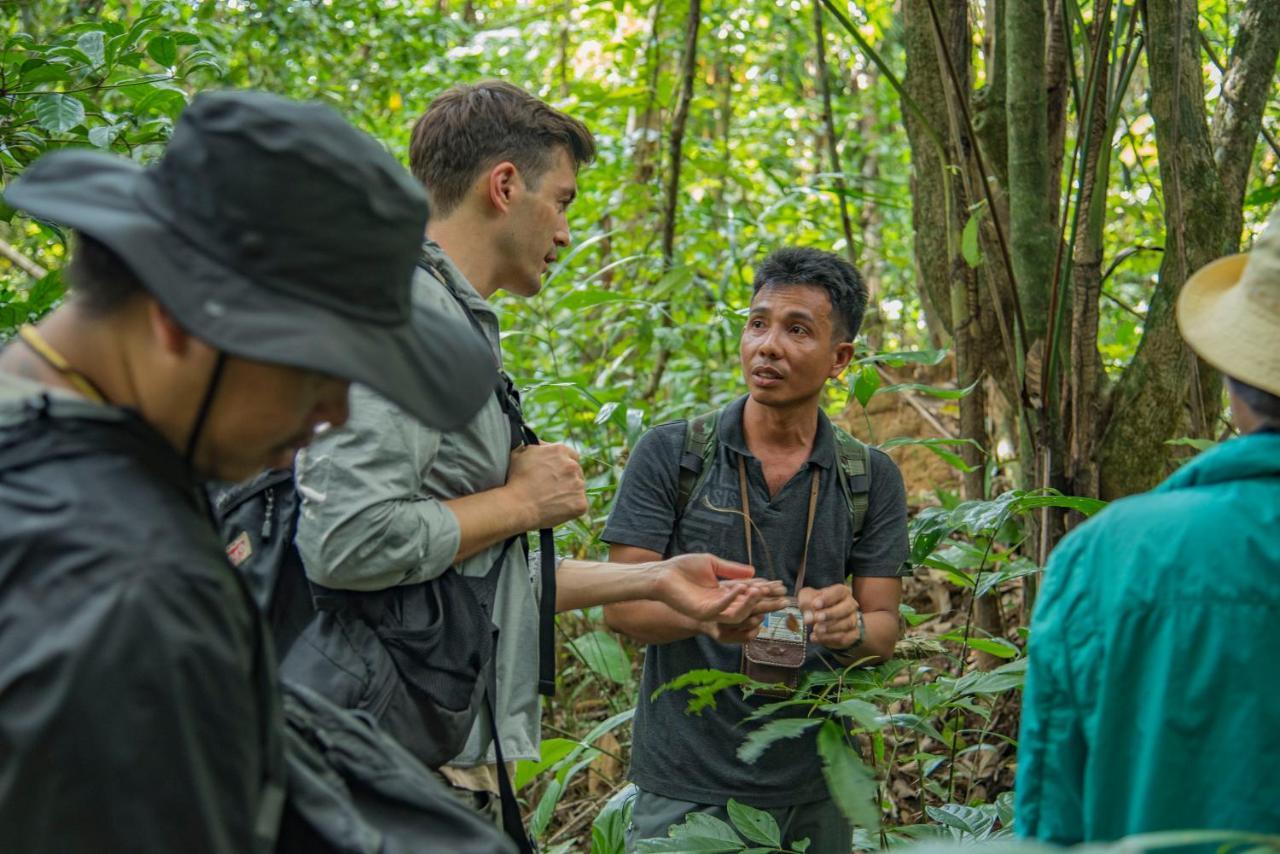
[[506, 442, 588, 529]]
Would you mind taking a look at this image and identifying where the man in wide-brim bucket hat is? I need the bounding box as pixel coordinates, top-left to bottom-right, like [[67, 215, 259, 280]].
[[0, 90, 503, 853], [4, 88, 496, 459], [1178, 207, 1280, 406], [1015, 206, 1280, 845]]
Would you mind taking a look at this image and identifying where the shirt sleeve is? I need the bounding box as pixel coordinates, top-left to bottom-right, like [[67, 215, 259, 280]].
[[600, 424, 684, 555], [1014, 541, 1088, 845], [295, 384, 461, 591], [0, 565, 270, 854], [847, 448, 911, 577]]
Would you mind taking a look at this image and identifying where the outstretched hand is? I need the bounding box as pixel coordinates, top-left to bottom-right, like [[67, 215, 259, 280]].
[[652, 553, 786, 624]]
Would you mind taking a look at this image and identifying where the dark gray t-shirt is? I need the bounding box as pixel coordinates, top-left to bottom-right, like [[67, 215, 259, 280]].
[[602, 395, 910, 807]]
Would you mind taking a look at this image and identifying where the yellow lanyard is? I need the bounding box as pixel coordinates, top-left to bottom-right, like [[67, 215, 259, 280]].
[[17, 325, 109, 405]]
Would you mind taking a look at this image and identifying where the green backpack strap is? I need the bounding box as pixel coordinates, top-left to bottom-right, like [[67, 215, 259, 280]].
[[831, 424, 871, 537], [675, 408, 722, 518]]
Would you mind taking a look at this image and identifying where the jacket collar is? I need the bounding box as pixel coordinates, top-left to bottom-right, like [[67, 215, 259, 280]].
[[418, 238, 496, 321]]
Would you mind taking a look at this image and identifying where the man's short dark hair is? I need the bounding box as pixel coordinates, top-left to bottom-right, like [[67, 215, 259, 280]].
[[408, 81, 596, 217], [66, 235, 145, 316], [1227, 376, 1280, 428], [751, 247, 867, 343]]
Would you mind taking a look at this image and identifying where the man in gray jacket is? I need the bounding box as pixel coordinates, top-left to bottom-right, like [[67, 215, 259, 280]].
[[293, 81, 781, 820]]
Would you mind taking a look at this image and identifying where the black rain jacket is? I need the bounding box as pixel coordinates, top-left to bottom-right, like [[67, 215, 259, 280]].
[[0, 390, 284, 853]]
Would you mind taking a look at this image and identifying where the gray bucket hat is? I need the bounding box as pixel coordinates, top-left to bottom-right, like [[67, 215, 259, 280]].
[[3, 89, 494, 430]]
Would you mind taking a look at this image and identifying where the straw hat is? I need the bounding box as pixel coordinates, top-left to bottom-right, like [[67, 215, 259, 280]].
[[1178, 208, 1280, 397]]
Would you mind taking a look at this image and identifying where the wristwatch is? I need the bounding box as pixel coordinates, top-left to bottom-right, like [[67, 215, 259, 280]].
[[832, 611, 866, 655]]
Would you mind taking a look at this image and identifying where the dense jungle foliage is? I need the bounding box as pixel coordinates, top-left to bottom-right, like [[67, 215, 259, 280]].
[[1, 0, 1277, 850]]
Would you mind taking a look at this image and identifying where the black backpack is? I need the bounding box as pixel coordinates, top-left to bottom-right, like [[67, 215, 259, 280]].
[[276, 680, 515, 854]]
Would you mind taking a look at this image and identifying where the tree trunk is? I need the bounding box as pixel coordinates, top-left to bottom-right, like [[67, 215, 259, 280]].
[[642, 0, 702, 402], [814, 0, 860, 270], [901, 0, 957, 337], [660, 0, 702, 267], [1066, 2, 1112, 501], [1004, 0, 1054, 346], [1098, 0, 1280, 498]]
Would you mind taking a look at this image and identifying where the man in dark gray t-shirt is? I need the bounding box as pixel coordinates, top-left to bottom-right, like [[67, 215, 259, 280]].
[[603, 248, 909, 852]]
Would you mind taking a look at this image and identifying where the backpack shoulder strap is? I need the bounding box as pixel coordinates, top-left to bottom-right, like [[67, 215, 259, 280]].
[[675, 408, 721, 518], [831, 424, 871, 538]]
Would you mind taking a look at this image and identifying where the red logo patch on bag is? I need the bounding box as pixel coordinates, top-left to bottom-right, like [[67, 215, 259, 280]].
[[226, 531, 253, 567]]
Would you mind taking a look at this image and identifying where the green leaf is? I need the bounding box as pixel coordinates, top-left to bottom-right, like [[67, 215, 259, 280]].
[[591, 784, 636, 854], [529, 777, 564, 839], [33, 94, 85, 133], [1165, 436, 1216, 452], [943, 632, 1019, 659], [944, 657, 1028, 697], [76, 31, 106, 67], [737, 717, 822, 764], [852, 363, 880, 407], [1011, 491, 1108, 517], [513, 737, 577, 791], [1244, 182, 1280, 208], [961, 210, 981, 267], [146, 35, 177, 67], [820, 697, 884, 731], [594, 401, 620, 426], [134, 86, 186, 117], [20, 62, 73, 85], [816, 721, 881, 831], [569, 629, 631, 684], [875, 379, 980, 400], [926, 803, 997, 838], [636, 837, 742, 853], [726, 800, 780, 848], [556, 289, 649, 312], [652, 668, 759, 714], [856, 348, 948, 368], [88, 124, 121, 148]]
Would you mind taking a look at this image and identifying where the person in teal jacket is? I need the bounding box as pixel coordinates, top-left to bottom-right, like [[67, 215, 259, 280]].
[[1016, 206, 1280, 845]]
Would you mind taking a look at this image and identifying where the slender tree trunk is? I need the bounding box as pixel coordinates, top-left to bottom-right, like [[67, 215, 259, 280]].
[[1044, 0, 1069, 229], [1005, 0, 1054, 346], [632, 0, 667, 185], [1066, 0, 1112, 500], [813, 0, 859, 269], [660, 0, 702, 267], [642, 0, 702, 402]]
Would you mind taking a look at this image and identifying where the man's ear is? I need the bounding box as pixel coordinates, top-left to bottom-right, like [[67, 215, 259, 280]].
[[829, 340, 855, 380], [147, 300, 193, 357], [486, 161, 520, 214]]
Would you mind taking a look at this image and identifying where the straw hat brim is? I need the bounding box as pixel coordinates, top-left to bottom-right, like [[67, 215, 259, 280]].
[[1177, 253, 1280, 398]]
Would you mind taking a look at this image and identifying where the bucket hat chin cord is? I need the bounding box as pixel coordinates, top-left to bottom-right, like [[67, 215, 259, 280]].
[[183, 351, 228, 475]]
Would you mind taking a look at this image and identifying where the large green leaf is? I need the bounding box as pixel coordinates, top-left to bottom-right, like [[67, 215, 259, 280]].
[[726, 799, 780, 848], [816, 721, 881, 831], [569, 629, 632, 684], [32, 94, 85, 133], [736, 717, 822, 764], [146, 34, 177, 67], [637, 813, 743, 852], [75, 31, 105, 67]]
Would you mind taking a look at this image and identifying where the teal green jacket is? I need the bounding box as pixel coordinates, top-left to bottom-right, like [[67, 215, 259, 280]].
[[1016, 431, 1280, 845]]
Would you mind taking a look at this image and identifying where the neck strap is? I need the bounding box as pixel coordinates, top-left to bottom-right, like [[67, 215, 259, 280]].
[[737, 456, 821, 594], [18, 325, 110, 404]]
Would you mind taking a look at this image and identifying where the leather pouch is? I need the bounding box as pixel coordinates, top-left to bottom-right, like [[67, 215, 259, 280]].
[[741, 604, 806, 696]]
